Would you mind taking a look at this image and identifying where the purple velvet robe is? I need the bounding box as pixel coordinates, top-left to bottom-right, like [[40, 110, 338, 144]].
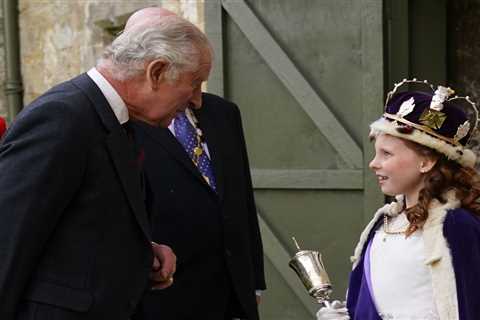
[[346, 208, 480, 320]]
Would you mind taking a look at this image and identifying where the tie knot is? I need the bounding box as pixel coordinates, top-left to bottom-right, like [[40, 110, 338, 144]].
[[175, 111, 189, 122], [174, 111, 196, 137]]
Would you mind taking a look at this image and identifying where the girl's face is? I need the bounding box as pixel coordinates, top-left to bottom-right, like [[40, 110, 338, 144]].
[[369, 134, 427, 200]]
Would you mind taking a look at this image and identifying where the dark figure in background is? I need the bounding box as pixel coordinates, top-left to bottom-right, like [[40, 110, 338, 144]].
[[0, 6, 220, 319], [130, 9, 265, 320], [133, 93, 266, 320]]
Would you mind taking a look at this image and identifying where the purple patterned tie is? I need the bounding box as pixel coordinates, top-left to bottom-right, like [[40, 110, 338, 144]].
[[174, 111, 217, 191]]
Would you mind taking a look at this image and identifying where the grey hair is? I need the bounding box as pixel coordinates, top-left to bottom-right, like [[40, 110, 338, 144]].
[[98, 15, 212, 81]]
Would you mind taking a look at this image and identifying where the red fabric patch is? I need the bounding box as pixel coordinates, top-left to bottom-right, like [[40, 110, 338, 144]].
[[0, 117, 6, 138]]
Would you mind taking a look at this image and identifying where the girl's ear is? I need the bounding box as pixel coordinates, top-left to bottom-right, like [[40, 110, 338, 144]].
[[420, 156, 438, 173]]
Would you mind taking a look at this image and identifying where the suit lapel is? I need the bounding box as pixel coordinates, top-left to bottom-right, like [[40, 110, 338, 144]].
[[195, 108, 225, 201], [142, 123, 207, 183], [71, 74, 151, 241], [104, 131, 151, 238], [135, 118, 223, 200]]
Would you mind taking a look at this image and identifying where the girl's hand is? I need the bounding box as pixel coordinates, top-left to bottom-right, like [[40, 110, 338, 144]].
[[316, 300, 349, 320]]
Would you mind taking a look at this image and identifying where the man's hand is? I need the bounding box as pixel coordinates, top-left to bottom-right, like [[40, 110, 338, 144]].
[[150, 242, 176, 289]]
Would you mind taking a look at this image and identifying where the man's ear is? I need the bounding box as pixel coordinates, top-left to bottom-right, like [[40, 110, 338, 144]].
[[146, 59, 168, 89], [420, 156, 438, 174]]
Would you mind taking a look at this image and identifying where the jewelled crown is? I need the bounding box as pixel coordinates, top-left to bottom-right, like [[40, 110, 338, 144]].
[[370, 78, 479, 167]]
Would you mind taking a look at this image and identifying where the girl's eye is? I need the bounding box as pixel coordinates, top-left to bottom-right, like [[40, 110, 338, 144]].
[[382, 150, 392, 157]]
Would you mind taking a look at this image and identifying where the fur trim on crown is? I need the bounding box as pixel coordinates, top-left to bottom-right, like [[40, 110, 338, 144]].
[[370, 118, 476, 168]]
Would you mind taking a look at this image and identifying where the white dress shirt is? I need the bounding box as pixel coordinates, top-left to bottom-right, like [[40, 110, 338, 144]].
[[87, 68, 129, 125]]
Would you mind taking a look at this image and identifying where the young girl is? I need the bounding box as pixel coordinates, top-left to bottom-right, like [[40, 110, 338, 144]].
[[317, 80, 480, 320]]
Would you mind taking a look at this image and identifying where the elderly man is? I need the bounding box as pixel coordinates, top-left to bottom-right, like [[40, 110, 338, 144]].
[[0, 8, 212, 320], [130, 8, 266, 320]]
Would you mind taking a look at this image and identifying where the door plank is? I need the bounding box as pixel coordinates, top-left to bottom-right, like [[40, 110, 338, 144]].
[[221, 0, 362, 169], [360, 0, 385, 222], [251, 169, 363, 189]]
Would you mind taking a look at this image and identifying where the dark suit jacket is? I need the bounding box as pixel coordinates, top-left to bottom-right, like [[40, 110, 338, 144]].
[[132, 93, 266, 320], [0, 74, 153, 320]]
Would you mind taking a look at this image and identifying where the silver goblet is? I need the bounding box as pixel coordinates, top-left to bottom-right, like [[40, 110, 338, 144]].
[[288, 237, 332, 307]]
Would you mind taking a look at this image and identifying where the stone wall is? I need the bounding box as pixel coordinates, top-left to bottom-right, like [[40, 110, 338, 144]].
[[18, 0, 204, 105]]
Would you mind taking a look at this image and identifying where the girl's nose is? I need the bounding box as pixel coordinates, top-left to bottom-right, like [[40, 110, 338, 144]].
[[369, 156, 379, 170]]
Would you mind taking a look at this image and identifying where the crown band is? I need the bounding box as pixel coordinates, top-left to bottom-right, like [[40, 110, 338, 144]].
[[370, 118, 476, 167], [384, 78, 479, 146], [383, 113, 460, 146]]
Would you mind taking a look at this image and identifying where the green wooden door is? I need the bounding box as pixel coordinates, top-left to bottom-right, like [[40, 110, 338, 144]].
[[205, 1, 384, 318], [385, 0, 447, 86]]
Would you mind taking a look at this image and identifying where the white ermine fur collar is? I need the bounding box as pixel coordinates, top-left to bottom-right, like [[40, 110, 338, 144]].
[[350, 190, 461, 320], [350, 191, 459, 266]]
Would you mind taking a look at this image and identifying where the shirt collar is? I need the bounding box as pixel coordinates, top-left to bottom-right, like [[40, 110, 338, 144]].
[[87, 67, 129, 125]]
